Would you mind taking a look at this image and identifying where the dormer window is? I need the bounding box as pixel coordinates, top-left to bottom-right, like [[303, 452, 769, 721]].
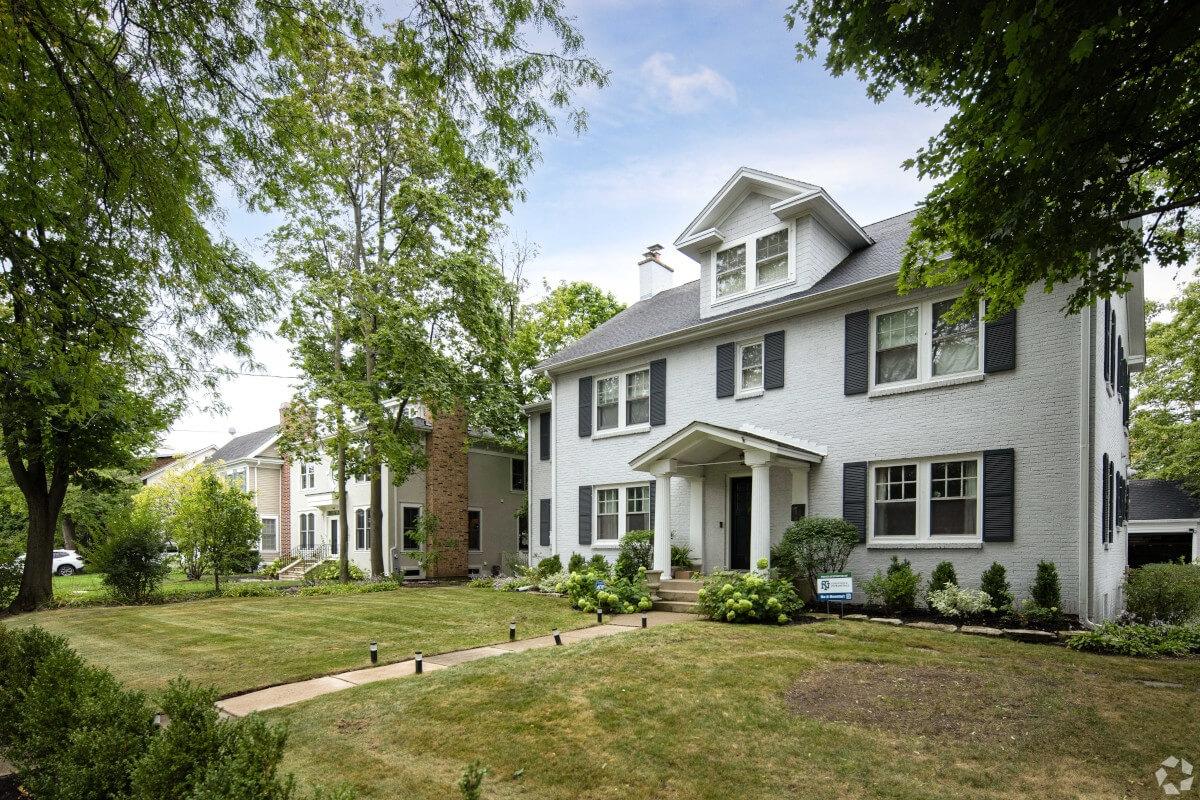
[[713, 224, 791, 301]]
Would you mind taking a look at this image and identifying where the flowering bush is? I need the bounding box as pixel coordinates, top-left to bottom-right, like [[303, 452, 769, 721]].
[[561, 567, 652, 614], [696, 571, 802, 624], [927, 583, 993, 620], [537, 570, 569, 593]]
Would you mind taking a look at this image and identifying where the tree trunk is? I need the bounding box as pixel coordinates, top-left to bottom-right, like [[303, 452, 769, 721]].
[[213, 564, 221, 593], [369, 441, 384, 578], [10, 491, 57, 612], [61, 513, 76, 550]]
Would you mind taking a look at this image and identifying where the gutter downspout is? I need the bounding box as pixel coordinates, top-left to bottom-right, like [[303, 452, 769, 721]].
[[1077, 303, 1095, 627], [550, 379, 558, 563]]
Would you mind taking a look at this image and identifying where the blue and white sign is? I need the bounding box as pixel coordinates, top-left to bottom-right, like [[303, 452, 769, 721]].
[[817, 573, 853, 602], [595, 580, 607, 590]]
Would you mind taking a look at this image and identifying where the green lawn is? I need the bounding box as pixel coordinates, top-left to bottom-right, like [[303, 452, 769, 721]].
[[265, 619, 1200, 800], [51, 570, 275, 603], [9, 587, 588, 695]]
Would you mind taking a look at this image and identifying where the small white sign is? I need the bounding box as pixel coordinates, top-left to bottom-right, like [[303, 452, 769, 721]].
[[817, 573, 853, 600]]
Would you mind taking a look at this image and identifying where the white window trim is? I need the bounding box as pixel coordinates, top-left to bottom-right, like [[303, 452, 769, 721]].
[[867, 455, 983, 544], [468, 507, 483, 553], [400, 503, 423, 551], [259, 515, 279, 552], [710, 221, 795, 305], [297, 511, 317, 550], [592, 482, 651, 548], [353, 506, 372, 551], [299, 462, 317, 490], [868, 296, 985, 394], [510, 457, 526, 493], [225, 465, 250, 491], [328, 516, 340, 555], [736, 337, 765, 398], [593, 365, 651, 436]]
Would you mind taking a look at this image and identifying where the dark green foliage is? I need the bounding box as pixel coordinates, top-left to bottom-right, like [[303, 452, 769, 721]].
[[670, 545, 693, 569], [1125, 563, 1200, 624], [928, 561, 957, 596], [567, 553, 586, 573], [696, 571, 803, 624], [1029, 561, 1062, 610], [458, 762, 488, 800], [980, 562, 1014, 611], [306, 562, 365, 582], [864, 557, 921, 614], [1066, 622, 1200, 657], [535, 555, 562, 578], [560, 569, 651, 614], [587, 553, 609, 574], [771, 516, 859, 595], [88, 511, 171, 602], [614, 529, 653, 581]]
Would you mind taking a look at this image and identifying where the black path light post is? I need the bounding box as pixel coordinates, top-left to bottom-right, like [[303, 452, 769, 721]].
[[552, 628, 562, 645], [370, 641, 378, 665], [414, 651, 423, 674], [509, 619, 517, 641], [641, 612, 648, 628]]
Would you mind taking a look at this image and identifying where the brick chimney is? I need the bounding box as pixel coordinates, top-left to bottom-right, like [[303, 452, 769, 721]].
[[638, 244, 674, 300], [278, 404, 292, 556], [424, 407, 469, 577]]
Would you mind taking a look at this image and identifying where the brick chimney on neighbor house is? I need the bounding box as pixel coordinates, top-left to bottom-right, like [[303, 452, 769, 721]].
[[278, 404, 292, 556], [638, 243, 674, 300], [424, 407, 470, 578]]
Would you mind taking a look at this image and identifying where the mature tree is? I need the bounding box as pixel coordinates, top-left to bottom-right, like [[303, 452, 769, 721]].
[[171, 471, 260, 592], [272, 4, 605, 578], [0, 0, 354, 610], [787, 1, 1200, 318], [1131, 277, 1200, 494]]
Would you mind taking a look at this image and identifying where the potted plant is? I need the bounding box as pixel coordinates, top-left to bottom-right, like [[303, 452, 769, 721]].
[[671, 545, 695, 579]]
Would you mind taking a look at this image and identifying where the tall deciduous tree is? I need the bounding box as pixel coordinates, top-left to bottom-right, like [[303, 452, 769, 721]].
[[0, 0, 348, 610], [787, 1, 1200, 317], [1131, 277, 1200, 494]]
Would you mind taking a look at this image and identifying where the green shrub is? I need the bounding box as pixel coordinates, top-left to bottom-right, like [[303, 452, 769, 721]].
[[1018, 599, 1063, 628], [535, 554, 562, 578], [561, 567, 651, 614], [1124, 562, 1200, 624], [0, 535, 24, 609], [458, 762, 488, 800], [1066, 621, 1200, 657], [220, 583, 281, 598], [1029, 561, 1061, 610], [671, 545, 693, 569], [88, 509, 171, 602], [262, 557, 289, 579], [465, 577, 494, 589], [297, 581, 397, 597], [537, 570, 569, 593], [587, 553, 609, 574], [696, 571, 802, 624], [567, 553, 586, 573], [226, 548, 261, 575], [980, 562, 1014, 611], [927, 584, 993, 620], [926, 561, 957, 604], [770, 516, 859, 595], [614, 529, 653, 581], [863, 557, 921, 614], [306, 561, 365, 582]]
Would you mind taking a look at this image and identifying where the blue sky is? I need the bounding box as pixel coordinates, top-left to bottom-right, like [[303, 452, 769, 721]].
[[161, 0, 1182, 453]]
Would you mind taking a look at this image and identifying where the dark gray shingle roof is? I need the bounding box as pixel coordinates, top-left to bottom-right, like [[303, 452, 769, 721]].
[[209, 425, 279, 463], [1129, 479, 1200, 521], [538, 210, 917, 371]]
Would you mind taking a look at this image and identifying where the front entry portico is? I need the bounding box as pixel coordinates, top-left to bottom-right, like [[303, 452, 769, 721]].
[[629, 422, 826, 575]]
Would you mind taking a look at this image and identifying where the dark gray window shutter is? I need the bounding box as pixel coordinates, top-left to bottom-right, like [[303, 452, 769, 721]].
[[539, 412, 551, 460], [842, 461, 868, 542], [1109, 310, 1117, 384], [1102, 299, 1112, 383], [649, 358, 667, 426], [1101, 453, 1109, 544], [764, 331, 785, 390], [716, 343, 735, 398], [539, 498, 551, 547], [578, 485, 592, 545], [982, 448, 1015, 542], [844, 311, 869, 395], [1108, 460, 1116, 543], [984, 309, 1017, 373], [1118, 340, 1129, 426], [648, 480, 656, 529], [577, 377, 592, 438]]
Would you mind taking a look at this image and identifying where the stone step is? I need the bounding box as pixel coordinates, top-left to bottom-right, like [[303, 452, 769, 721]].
[[653, 600, 700, 614], [657, 589, 699, 602], [659, 578, 702, 591]]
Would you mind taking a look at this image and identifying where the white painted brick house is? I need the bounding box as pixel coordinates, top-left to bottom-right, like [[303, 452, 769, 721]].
[[526, 168, 1143, 620]]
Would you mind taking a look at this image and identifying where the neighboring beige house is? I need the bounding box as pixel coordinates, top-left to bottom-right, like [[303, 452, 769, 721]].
[[206, 426, 286, 561], [140, 445, 218, 486]]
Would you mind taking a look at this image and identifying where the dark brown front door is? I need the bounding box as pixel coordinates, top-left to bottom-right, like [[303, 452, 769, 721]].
[[729, 476, 752, 570]]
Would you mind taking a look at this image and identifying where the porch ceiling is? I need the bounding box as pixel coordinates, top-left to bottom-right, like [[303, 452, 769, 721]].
[[628, 421, 826, 472]]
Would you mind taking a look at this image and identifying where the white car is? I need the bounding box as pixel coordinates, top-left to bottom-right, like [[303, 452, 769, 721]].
[[52, 549, 85, 576]]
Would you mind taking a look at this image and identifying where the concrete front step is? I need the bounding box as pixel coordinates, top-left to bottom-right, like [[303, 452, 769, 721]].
[[658, 589, 699, 602], [653, 600, 700, 613], [659, 578, 702, 591]]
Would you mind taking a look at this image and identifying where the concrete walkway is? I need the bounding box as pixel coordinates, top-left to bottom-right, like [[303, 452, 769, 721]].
[[216, 611, 701, 717]]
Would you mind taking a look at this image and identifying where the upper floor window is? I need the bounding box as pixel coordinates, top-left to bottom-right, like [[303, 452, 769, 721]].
[[714, 225, 791, 300], [225, 467, 248, 491], [595, 367, 650, 433], [300, 462, 316, 489], [872, 298, 981, 388], [871, 456, 981, 541], [511, 458, 526, 492], [738, 340, 764, 394]]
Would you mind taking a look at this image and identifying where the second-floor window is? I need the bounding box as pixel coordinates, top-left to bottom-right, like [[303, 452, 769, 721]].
[[714, 225, 791, 300], [511, 458, 526, 492], [595, 367, 650, 433], [738, 340, 764, 393], [872, 298, 981, 388], [300, 462, 316, 489], [225, 467, 248, 491]]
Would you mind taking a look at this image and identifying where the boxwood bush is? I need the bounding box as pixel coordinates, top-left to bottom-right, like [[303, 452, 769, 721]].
[[1124, 562, 1200, 624], [696, 571, 802, 624]]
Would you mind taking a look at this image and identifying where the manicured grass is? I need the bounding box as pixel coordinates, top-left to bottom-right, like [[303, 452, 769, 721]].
[[266, 619, 1200, 800], [51, 570, 253, 603], [9, 587, 588, 695]]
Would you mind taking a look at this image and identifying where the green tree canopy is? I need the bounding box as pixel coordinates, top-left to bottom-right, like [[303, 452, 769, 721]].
[[787, 1, 1200, 318]]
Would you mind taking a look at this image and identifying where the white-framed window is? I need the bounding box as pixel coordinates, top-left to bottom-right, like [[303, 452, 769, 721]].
[[870, 455, 982, 541], [259, 516, 278, 552], [468, 508, 482, 552], [300, 462, 316, 489], [354, 507, 372, 550], [871, 298, 982, 388], [510, 458, 526, 492], [594, 483, 652, 544], [713, 223, 792, 301], [401, 505, 422, 550], [225, 467, 249, 491], [594, 366, 650, 434], [737, 339, 764, 394], [298, 512, 316, 550]]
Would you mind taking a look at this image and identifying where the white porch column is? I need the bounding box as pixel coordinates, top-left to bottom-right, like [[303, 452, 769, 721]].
[[651, 459, 675, 577], [744, 449, 773, 573], [686, 475, 704, 569]]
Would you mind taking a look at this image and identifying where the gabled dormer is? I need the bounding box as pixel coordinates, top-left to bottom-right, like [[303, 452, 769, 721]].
[[674, 168, 874, 318]]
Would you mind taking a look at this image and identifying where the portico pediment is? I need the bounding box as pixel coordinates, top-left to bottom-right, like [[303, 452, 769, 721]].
[[629, 420, 825, 473]]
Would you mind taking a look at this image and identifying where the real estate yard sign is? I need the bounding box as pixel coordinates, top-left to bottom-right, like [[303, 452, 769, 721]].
[[817, 573, 853, 602]]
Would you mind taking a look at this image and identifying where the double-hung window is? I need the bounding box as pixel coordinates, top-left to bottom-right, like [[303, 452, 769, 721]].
[[625, 486, 649, 531], [594, 367, 650, 433], [596, 488, 620, 541], [259, 517, 278, 552], [714, 225, 791, 301], [355, 508, 372, 550], [594, 483, 652, 544], [298, 512, 315, 550], [871, 456, 981, 541], [300, 462, 316, 489], [225, 467, 248, 491], [401, 506, 421, 550], [872, 298, 981, 388], [738, 340, 764, 394]]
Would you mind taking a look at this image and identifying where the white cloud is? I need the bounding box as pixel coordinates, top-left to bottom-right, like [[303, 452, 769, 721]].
[[639, 52, 737, 114]]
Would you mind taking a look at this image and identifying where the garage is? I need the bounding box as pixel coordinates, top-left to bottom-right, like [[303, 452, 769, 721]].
[[1127, 479, 1198, 568]]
